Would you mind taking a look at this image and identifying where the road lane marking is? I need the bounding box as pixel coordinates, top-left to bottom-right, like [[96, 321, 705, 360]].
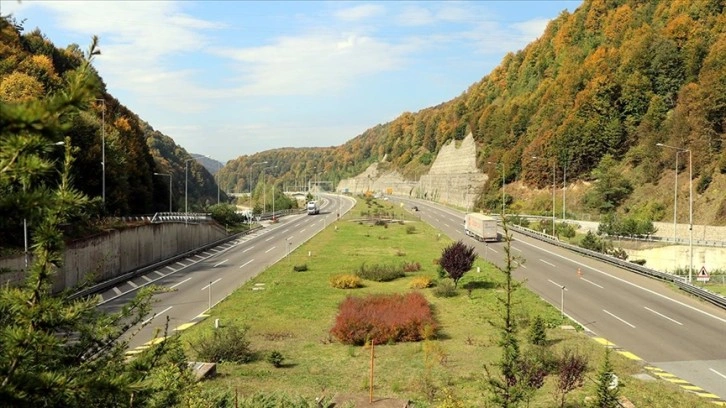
[[243, 246, 254, 253], [265, 246, 276, 253], [175, 262, 187, 268], [282, 228, 290, 233], [540, 259, 555, 267], [548, 279, 566, 289], [709, 368, 726, 380], [489, 247, 498, 254], [142, 306, 172, 325], [169, 277, 191, 289], [239, 259, 254, 269], [644, 306, 683, 325], [201, 279, 222, 290], [300, 228, 307, 233], [153, 271, 164, 277], [128, 281, 138, 288], [443, 223, 450, 228], [581, 277, 603, 288], [513, 237, 726, 324], [265, 236, 274, 242], [112, 287, 122, 295], [213, 259, 228, 268], [603, 309, 635, 328], [141, 275, 152, 282], [165, 265, 176, 272]]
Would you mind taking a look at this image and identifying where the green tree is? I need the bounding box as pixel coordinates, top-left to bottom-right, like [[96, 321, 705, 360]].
[[582, 155, 633, 213], [439, 241, 477, 288], [592, 348, 620, 408], [0, 35, 194, 407]]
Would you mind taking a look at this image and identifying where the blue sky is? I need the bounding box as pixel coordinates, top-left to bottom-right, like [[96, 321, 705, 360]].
[[2, 1, 582, 163]]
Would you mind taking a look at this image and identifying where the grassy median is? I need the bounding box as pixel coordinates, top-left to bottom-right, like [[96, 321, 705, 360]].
[[178, 197, 711, 407]]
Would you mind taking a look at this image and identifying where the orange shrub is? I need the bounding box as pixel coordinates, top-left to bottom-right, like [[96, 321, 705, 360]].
[[330, 274, 362, 289], [330, 292, 438, 345], [409, 276, 433, 289]]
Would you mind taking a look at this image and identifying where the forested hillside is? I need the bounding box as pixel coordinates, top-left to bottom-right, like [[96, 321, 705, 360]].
[[222, 0, 726, 224], [0, 17, 224, 248]]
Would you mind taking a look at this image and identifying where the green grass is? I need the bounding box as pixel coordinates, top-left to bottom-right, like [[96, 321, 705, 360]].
[[177, 198, 713, 407]]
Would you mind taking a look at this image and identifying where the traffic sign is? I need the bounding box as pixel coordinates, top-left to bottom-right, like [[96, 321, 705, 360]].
[[697, 266, 710, 282]]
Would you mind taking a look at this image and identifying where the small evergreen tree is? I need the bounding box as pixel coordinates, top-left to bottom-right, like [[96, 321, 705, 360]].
[[592, 348, 620, 408], [528, 315, 547, 346], [439, 241, 477, 288]]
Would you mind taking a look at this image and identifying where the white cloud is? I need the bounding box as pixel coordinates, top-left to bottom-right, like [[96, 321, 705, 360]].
[[333, 4, 385, 21], [215, 32, 411, 97], [396, 5, 434, 26], [511, 18, 552, 41]]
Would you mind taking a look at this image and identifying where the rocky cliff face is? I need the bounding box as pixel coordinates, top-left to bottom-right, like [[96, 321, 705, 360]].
[[337, 133, 487, 209]]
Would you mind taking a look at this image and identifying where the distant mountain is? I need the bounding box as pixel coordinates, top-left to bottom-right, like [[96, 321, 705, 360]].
[[220, 0, 726, 224], [191, 154, 224, 175]]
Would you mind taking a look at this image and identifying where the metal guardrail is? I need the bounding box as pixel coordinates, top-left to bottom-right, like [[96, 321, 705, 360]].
[[149, 212, 212, 223], [508, 224, 726, 310]]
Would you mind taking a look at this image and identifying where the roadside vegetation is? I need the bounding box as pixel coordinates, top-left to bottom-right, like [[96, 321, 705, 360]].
[[178, 198, 711, 407]]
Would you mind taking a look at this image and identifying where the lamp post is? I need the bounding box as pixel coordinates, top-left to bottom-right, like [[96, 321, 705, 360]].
[[185, 158, 194, 225], [657, 143, 693, 283], [153, 172, 172, 212], [263, 165, 276, 215], [96, 99, 106, 205]]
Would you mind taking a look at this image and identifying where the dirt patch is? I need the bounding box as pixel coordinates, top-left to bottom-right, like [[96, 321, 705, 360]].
[[331, 393, 410, 407]]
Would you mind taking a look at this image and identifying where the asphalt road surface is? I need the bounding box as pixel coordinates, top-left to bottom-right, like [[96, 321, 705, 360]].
[[390, 196, 726, 402], [96, 194, 355, 351]]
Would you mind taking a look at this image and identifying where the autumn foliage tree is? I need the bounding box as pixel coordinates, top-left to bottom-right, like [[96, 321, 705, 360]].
[[439, 240, 477, 288]]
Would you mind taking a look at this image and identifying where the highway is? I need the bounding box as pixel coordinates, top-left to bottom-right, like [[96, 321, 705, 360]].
[[96, 194, 355, 351], [389, 196, 726, 402]]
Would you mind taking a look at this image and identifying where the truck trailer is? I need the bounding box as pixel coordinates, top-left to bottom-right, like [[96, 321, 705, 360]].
[[306, 201, 319, 215], [464, 213, 498, 242]]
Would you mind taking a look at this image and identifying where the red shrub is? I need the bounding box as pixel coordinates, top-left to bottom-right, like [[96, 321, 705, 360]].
[[330, 292, 438, 345]]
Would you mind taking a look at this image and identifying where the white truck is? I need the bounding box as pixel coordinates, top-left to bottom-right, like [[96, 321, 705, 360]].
[[306, 200, 319, 215], [464, 213, 499, 242]]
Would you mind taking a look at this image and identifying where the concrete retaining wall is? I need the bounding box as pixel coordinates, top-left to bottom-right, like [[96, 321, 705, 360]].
[[1, 222, 228, 293]]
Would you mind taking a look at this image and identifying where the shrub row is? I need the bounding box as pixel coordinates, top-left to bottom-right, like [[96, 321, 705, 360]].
[[409, 276, 433, 289], [354, 263, 405, 282], [330, 292, 438, 345]]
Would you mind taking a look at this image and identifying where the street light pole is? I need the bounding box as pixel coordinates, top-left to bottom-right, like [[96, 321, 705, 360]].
[[96, 99, 106, 206], [657, 143, 693, 282], [552, 159, 556, 236], [154, 172, 172, 212], [185, 158, 194, 225]]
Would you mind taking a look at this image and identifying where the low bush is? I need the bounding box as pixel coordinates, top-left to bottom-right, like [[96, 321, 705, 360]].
[[432, 279, 458, 298], [267, 350, 284, 368], [355, 263, 405, 282], [406, 225, 416, 234], [409, 276, 433, 289], [330, 274, 362, 289], [402, 261, 421, 272], [330, 292, 438, 345], [293, 264, 308, 272], [190, 324, 254, 363]]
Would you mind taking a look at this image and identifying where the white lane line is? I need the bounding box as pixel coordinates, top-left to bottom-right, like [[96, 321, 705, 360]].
[[489, 247, 498, 254], [142, 306, 172, 325], [141, 275, 152, 282], [175, 261, 187, 268], [202, 251, 214, 256], [213, 259, 228, 268], [443, 223, 450, 228], [282, 228, 290, 233], [239, 259, 254, 269], [265, 236, 274, 242], [581, 277, 603, 289], [456, 230, 463, 234], [548, 279, 566, 289], [513, 237, 726, 324], [201, 279, 222, 291], [128, 281, 138, 288], [154, 270, 165, 277], [603, 309, 636, 328], [540, 259, 555, 267], [169, 277, 191, 289], [265, 246, 276, 254], [165, 265, 176, 272], [644, 306, 683, 325], [710, 368, 726, 380], [243, 246, 254, 253], [112, 287, 122, 295], [300, 228, 307, 233]]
